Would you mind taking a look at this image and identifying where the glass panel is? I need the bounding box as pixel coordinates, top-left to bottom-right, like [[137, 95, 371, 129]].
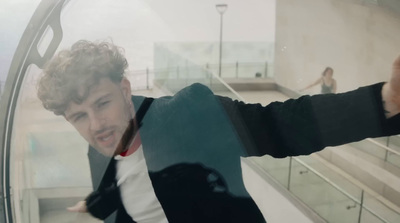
[[289, 158, 360, 223], [363, 192, 400, 223], [350, 140, 400, 169], [250, 156, 291, 188], [9, 63, 99, 222], [297, 156, 362, 201], [297, 156, 399, 222], [387, 151, 400, 168], [349, 140, 387, 160], [361, 208, 386, 223], [153, 42, 274, 79], [9, 0, 400, 223], [371, 136, 400, 152], [388, 135, 400, 151], [8, 1, 276, 222], [250, 155, 397, 222], [375, 137, 390, 147]]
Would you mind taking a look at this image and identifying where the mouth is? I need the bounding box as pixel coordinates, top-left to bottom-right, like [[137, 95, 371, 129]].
[[95, 130, 116, 149]]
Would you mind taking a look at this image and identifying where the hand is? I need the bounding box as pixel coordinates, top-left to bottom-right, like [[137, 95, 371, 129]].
[[382, 55, 400, 118], [67, 200, 88, 213]]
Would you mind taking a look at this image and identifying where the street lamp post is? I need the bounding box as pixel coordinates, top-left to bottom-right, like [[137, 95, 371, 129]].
[[216, 4, 227, 78]]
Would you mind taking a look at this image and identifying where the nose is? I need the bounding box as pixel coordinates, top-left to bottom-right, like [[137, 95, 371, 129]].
[[89, 112, 106, 132]]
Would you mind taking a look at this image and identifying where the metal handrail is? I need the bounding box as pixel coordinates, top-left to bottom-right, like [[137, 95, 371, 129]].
[[248, 156, 390, 223], [365, 138, 400, 157], [128, 62, 268, 73], [293, 157, 389, 222]]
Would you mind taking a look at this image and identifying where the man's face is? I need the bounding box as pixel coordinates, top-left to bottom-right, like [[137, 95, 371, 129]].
[[64, 78, 133, 157]]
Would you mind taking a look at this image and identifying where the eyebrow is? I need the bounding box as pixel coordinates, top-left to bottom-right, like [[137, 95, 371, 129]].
[[66, 112, 84, 122], [65, 93, 112, 121], [93, 93, 112, 106]]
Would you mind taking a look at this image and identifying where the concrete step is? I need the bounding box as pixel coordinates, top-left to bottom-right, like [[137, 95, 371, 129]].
[[223, 78, 277, 91]]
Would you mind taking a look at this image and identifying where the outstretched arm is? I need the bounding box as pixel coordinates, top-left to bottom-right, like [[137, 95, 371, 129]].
[[301, 77, 322, 91], [218, 56, 400, 158], [382, 55, 400, 118]]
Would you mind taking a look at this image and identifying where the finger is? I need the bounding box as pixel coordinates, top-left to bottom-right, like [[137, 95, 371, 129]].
[[393, 55, 400, 76], [390, 57, 400, 82], [394, 55, 400, 71]]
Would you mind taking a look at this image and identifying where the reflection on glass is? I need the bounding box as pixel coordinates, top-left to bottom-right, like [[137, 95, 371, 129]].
[[9, 64, 97, 222]]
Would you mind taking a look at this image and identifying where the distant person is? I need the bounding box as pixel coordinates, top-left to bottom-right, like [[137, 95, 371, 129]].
[[301, 67, 337, 94]]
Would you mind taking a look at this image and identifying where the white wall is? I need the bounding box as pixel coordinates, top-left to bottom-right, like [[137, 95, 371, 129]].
[[274, 0, 400, 93]]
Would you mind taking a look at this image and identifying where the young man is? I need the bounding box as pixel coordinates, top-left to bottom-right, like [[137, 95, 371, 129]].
[[37, 40, 400, 223]]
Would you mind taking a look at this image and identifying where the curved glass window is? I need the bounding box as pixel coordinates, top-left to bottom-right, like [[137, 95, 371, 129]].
[[4, 0, 275, 222], [3, 0, 400, 223]]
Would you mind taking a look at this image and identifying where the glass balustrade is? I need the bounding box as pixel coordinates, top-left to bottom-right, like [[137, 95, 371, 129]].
[[350, 138, 400, 169], [248, 154, 399, 223]]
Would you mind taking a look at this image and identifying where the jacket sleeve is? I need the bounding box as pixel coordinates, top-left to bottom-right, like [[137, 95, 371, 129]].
[[217, 82, 400, 158], [85, 181, 121, 220], [86, 147, 122, 220]]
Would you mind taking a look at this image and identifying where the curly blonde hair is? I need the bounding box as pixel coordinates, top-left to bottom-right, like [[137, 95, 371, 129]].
[[37, 40, 128, 115]]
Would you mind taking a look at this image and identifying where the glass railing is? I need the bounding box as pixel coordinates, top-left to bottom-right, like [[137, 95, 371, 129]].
[[202, 62, 271, 79], [350, 137, 400, 169], [153, 65, 247, 100], [124, 61, 271, 93], [248, 155, 396, 223]]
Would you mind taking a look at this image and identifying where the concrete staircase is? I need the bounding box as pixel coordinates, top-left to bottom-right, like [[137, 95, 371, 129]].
[[317, 143, 400, 208]]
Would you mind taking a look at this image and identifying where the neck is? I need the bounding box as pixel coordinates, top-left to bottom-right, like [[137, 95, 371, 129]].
[[120, 132, 141, 157]]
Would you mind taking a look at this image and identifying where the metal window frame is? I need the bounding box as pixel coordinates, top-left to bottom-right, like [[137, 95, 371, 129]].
[[0, 0, 65, 222]]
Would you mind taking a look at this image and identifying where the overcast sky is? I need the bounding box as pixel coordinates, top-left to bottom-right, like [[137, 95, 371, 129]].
[[0, 0, 41, 81]]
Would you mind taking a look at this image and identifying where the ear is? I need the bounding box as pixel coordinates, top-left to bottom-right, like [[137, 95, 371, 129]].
[[120, 78, 132, 102]]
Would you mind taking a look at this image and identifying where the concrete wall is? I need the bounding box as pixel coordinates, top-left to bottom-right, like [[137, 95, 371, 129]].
[[274, 0, 400, 94]]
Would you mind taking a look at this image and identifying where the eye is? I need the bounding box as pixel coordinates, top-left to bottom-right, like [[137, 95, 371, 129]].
[[98, 100, 110, 108], [74, 113, 86, 122]]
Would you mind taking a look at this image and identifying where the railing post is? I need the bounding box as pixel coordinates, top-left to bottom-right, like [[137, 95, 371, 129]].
[[264, 62, 268, 77], [385, 137, 390, 161], [358, 190, 364, 223], [287, 157, 292, 190], [146, 67, 149, 90], [236, 61, 238, 78], [386, 136, 390, 147]]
